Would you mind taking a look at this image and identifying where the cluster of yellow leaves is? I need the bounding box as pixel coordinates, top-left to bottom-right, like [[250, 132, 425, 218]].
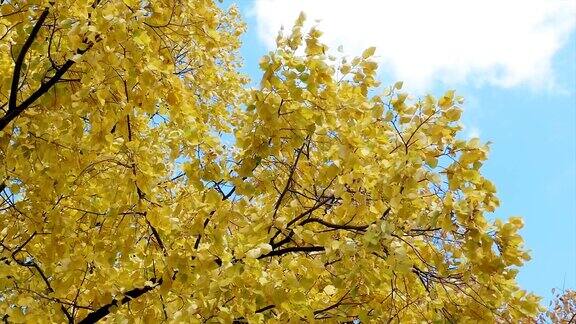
[[0, 3, 541, 323]]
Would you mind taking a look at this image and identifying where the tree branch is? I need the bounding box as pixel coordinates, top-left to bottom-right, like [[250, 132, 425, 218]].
[[232, 305, 276, 323], [285, 196, 333, 228], [314, 290, 351, 316], [300, 217, 368, 232], [9, 7, 50, 111], [1, 31, 98, 132], [258, 246, 325, 259], [146, 219, 167, 256], [272, 143, 305, 220], [77, 278, 163, 324], [0, 43, 93, 131], [256, 304, 275, 313]]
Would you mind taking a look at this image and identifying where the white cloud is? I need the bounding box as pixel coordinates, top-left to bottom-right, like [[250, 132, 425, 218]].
[[251, 0, 575, 91], [466, 126, 481, 139]]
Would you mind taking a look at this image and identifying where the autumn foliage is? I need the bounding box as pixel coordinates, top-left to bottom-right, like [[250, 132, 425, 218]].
[[539, 289, 576, 323], [0, 1, 544, 323]]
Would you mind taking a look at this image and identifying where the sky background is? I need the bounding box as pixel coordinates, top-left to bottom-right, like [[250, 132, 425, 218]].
[[225, 0, 576, 304]]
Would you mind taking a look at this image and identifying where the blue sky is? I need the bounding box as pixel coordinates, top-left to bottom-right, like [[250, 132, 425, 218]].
[[225, 0, 576, 303]]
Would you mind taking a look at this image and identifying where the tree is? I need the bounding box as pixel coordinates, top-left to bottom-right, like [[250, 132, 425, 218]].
[[0, 1, 541, 322], [539, 289, 576, 323]]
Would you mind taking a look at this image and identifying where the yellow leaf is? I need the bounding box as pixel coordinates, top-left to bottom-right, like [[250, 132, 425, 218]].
[[323, 285, 337, 295], [362, 46, 376, 58]]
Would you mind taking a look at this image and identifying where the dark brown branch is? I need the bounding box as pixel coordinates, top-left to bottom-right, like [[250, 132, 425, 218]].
[[0, 43, 94, 131], [4, 233, 55, 293], [232, 305, 276, 323], [11, 286, 94, 311], [146, 219, 167, 256], [11, 231, 36, 257], [407, 227, 441, 235], [91, 0, 102, 9], [194, 211, 214, 250], [272, 143, 305, 219], [222, 186, 236, 200], [300, 217, 368, 232], [270, 195, 335, 248], [324, 257, 343, 267], [77, 278, 162, 324], [61, 305, 73, 323], [270, 230, 294, 249], [285, 196, 333, 228], [314, 290, 351, 316], [381, 207, 391, 220], [72, 265, 90, 319], [9, 7, 50, 111], [258, 246, 325, 259], [256, 304, 275, 313]]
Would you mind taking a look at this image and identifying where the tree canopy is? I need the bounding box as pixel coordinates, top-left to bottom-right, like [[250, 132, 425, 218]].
[[539, 289, 576, 323], [0, 1, 542, 322]]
